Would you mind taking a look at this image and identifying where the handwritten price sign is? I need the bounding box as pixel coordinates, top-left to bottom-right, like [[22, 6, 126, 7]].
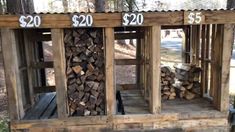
[[184, 12, 205, 25], [19, 15, 41, 28], [122, 13, 144, 26]]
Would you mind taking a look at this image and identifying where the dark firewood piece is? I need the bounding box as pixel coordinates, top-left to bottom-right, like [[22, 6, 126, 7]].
[[65, 28, 105, 116]]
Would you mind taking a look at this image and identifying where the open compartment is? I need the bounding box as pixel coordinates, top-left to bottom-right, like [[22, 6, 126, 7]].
[[160, 24, 229, 115], [114, 27, 152, 115], [9, 29, 58, 120]]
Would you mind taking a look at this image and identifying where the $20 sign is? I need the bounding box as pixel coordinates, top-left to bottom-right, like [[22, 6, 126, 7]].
[[122, 13, 144, 26], [19, 15, 41, 28]]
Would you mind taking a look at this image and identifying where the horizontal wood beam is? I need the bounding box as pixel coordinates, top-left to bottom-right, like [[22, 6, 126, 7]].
[[115, 59, 144, 65], [114, 27, 142, 32], [114, 33, 144, 40], [11, 113, 228, 130], [1, 10, 235, 28], [116, 84, 143, 90], [11, 116, 108, 129], [33, 62, 54, 69], [161, 25, 186, 29], [33, 86, 56, 93]]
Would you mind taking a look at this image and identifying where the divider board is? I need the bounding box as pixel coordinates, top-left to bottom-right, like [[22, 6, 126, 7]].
[[3, 10, 235, 28]]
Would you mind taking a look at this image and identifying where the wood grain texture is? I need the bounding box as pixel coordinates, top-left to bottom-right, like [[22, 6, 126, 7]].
[[219, 24, 234, 111], [150, 26, 161, 113], [1, 10, 235, 28], [51, 29, 68, 118], [105, 27, 116, 116], [23, 30, 35, 104], [1, 28, 25, 120], [212, 25, 223, 110]]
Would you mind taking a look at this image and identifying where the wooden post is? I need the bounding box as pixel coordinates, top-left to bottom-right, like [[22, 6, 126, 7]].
[[1, 29, 24, 120], [219, 24, 234, 111], [105, 27, 116, 116], [150, 26, 161, 113], [212, 25, 223, 109], [51, 29, 68, 119]]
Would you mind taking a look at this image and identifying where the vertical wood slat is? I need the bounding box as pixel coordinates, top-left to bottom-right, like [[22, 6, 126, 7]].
[[201, 25, 206, 96], [185, 26, 191, 63], [136, 29, 142, 89], [147, 28, 151, 101], [105, 27, 116, 116], [1, 29, 25, 120], [219, 24, 234, 111], [182, 27, 186, 63], [23, 31, 35, 105], [210, 24, 217, 97], [143, 28, 148, 100], [150, 26, 161, 113], [51, 29, 68, 119], [190, 26, 196, 64], [205, 25, 210, 94], [195, 25, 201, 66]]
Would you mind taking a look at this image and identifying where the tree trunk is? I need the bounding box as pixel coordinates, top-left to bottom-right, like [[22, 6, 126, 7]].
[[95, 0, 105, 12], [62, 0, 69, 12], [227, 0, 235, 8], [6, 0, 34, 14]]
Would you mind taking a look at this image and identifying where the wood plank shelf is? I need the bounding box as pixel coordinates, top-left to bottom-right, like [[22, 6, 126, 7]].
[[119, 90, 149, 114], [23, 92, 57, 120]]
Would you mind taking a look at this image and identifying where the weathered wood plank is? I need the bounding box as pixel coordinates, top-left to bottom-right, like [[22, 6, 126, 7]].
[[113, 113, 178, 124], [11, 116, 108, 129], [33, 61, 54, 69], [33, 86, 56, 94], [23, 30, 36, 105], [115, 59, 144, 65], [212, 24, 223, 109], [51, 29, 68, 119], [150, 26, 161, 113], [105, 27, 116, 116], [210, 24, 216, 97], [136, 30, 142, 89], [1, 28, 25, 120], [201, 25, 206, 96], [114, 32, 143, 40], [219, 24, 234, 112], [1, 10, 235, 28], [205, 24, 210, 94], [24, 93, 55, 120], [40, 96, 57, 119]]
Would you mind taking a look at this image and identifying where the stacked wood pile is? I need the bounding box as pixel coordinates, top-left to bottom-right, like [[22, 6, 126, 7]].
[[161, 66, 176, 100], [173, 64, 201, 100], [64, 29, 105, 116]]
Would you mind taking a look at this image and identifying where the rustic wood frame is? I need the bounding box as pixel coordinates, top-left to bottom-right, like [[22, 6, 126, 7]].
[[0, 10, 234, 131]]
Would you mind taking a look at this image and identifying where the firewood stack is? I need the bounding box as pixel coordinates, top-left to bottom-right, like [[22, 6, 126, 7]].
[[161, 66, 176, 100], [173, 64, 201, 100], [64, 29, 105, 116]]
